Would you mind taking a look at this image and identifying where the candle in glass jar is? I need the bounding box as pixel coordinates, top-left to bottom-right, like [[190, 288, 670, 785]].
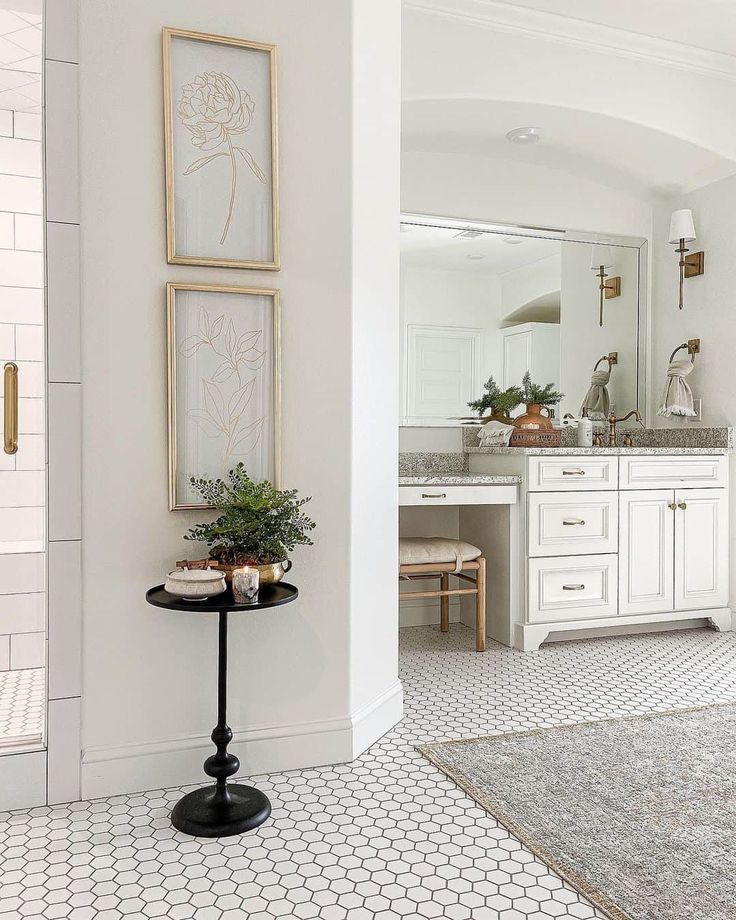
[[232, 566, 259, 604]]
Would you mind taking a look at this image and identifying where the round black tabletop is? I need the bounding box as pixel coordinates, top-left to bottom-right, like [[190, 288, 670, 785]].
[[146, 581, 298, 613]]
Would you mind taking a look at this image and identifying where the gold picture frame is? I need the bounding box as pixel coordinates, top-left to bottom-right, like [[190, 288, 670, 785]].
[[163, 27, 280, 270], [167, 282, 281, 511]]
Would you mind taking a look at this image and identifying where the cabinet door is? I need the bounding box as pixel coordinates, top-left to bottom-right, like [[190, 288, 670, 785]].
[[619, 490, 674, 615], [674, 489, 729, 611]]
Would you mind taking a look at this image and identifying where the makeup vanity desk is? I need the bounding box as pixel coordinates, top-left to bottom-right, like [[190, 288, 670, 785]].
[[400, 447, 733, 651]]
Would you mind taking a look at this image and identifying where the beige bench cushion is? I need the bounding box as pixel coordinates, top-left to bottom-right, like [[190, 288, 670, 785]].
[[399, 536, 482, 571]]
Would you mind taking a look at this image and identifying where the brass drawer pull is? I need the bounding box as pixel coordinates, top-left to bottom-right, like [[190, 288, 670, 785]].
[[421, 493, 446, 499], [562, 469, 586, 475], [678, 501, 687, 510], [3, 362, 17, 455], [562, 518, 586, 526], [668, 502, 677, 511], [562, 584, 585, 591]]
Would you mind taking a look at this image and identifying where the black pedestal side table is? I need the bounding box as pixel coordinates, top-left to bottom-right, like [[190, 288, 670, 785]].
[[145, 581, 298, 837]]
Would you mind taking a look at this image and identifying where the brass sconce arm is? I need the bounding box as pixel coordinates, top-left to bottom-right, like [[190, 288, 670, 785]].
[[594, 265, 621, 327], [673, 241, 705, 310]]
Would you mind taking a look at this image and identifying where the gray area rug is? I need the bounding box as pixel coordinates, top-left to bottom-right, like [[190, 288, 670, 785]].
[[418, 704, 736, 920]]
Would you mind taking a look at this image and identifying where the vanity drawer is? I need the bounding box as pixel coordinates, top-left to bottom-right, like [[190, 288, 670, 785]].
[[619, 455, 727, 490], [528, 456, 618, 491], [528, 554, 618, 623], [528, 491, 618, 557], [398, 484, 518, 507]]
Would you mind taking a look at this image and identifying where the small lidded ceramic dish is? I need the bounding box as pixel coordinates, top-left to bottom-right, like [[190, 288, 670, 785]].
[[165, 567, 227, 602]]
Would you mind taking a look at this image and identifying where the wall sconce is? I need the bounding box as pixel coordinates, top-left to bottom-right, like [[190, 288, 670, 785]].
[[590, 244, 621, 327], [668, 209, 704, 310]]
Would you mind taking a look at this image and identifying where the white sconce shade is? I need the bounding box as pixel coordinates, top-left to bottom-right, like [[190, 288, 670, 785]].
[[669, 209, 696, 243], [590, 244, 614, 271]]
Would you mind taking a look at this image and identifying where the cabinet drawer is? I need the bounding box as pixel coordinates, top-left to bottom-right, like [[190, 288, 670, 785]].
[[528, 554, 618, 623], [398, 484, 518, 507], [528, 491, 618, 557], [528, 456, 618, 491], [619, 455, 727, 490]]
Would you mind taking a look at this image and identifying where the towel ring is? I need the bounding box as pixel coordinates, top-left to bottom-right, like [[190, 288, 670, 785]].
[[593, 352, 618, 372], [669, 339, 700, 364]]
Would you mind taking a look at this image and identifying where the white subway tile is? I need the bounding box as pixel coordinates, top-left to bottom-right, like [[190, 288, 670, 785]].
[[0, 470, 44, 507], [45, 61, 79, 224], [47, 697, 81, 805], [10, 630, 45, 668], [0, 110, 12, 137], [16, 324, 43, 361], [16, 359, 43, 397], [18, 397, 44, 434], [0, 249, 43, 287], [45, 0, 78, 65], [14, 213, 42, 251], [47, 222, 79, 383], [0, 136, 41, 178], [0, 286, 43, 323], [0, 592, 44, 634], [15, 433, 45, 470], [0, 174, 42, 214], [13, 112, 40, 141], [0, 551, 44, 594], [0, 506, 43, 542], [48, 383, 80, 540], [0, 634, 8, 669], [48, 540, 80, 699], [0, 322, 14, 360], [0, 211, 15, 248]]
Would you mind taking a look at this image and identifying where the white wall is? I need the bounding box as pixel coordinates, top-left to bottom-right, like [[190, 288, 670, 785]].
[[500, 253, 560, 323], [79, 0, 401, 797], [400, 264, 501, 421]]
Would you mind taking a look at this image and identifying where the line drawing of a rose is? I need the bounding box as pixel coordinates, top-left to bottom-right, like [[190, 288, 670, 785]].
[[178, 72, 267, 244]]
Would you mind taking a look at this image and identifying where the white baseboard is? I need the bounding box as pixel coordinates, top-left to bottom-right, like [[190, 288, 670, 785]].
[[82, 680, 404, 800]]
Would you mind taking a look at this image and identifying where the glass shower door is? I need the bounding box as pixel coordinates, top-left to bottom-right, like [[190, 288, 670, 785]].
[[0, 1, 45, 753]]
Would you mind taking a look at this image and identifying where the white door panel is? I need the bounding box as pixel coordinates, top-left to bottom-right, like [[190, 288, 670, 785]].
[[674, 489, 729, 611], [619, 490, 674, 615]]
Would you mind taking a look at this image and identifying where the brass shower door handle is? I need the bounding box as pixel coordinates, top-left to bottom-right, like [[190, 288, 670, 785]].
[[3, 362, 17, 455]]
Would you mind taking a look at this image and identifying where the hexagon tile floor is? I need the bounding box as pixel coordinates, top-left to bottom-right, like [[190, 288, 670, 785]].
[[3, 625, 736, 920], [0, 667, 44, 748]]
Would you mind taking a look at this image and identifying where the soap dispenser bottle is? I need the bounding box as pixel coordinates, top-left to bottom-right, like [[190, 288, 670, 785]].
[[578, 408, 593, 448]]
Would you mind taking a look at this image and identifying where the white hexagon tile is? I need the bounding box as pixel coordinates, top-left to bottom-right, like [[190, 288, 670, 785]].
[[2, 625, 736, 919]]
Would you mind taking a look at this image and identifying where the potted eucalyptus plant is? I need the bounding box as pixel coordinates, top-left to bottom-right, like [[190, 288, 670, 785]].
[[514, 371, 564, 430], [180, 463, 316, 585], [467, 376, 523, 425]]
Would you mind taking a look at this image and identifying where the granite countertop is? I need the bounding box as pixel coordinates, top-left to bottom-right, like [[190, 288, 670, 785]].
[[466, 446, 729, 456], [399, 474, 522, 485]]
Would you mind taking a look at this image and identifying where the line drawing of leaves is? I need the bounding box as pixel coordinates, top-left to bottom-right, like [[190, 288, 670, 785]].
[[228, 379, 256, 423], [241, 346, 265, 370], [202, 379, 228, 431], [180, 334, 206, 357], [234, 146, 267, 183], [187, 409, 222, 439], [211, 363, 236, 384], [229, 416, 265, 456], [183, 151, 228, 175]]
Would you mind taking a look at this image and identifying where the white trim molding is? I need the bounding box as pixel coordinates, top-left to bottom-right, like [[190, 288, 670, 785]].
[[403, 0, 736, 81], [82, 680, 404, 799]]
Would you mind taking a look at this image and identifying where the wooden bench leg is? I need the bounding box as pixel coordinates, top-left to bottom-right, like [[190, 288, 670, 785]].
[[440, 573, 449, 633], [475, 557, 486, 652]]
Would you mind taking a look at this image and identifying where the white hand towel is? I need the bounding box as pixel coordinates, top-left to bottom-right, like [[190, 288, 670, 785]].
[[477, 420, 514, 447], [580, 369, 610, 417], [657, 358, 696, 418]]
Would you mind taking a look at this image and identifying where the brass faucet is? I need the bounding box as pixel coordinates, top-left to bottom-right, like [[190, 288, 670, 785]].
[[607, 409, 642, 446]]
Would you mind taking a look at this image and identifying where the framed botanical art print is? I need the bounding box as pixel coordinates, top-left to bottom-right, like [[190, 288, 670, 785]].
[[163, 27, 279, 270], [167, 283, 281, 511]]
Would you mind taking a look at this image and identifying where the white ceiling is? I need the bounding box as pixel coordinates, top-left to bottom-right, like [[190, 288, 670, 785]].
[[495, 0, 736, 58], [401, 221, 561, 274], [402, 98, 736, 196]]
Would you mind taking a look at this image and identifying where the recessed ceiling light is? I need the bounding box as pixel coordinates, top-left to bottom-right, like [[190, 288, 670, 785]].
[[503, 236, 524, 245], [506, 126, 541, 145], [454, 229, 483, 239], [467, 253, 485, 261]]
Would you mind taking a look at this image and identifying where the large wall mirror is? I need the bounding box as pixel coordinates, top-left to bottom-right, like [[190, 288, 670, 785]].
[[400, 213, 647, 427]]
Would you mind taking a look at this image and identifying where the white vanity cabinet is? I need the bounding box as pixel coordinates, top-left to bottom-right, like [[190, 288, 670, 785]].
[[464, 450, 732, 650]]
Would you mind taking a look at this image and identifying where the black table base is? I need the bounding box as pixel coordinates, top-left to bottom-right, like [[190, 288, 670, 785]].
[[145, 582, 298, 838]]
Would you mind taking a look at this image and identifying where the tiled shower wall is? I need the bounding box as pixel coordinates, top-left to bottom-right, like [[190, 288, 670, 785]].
[[0, 106, 44, 673]]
